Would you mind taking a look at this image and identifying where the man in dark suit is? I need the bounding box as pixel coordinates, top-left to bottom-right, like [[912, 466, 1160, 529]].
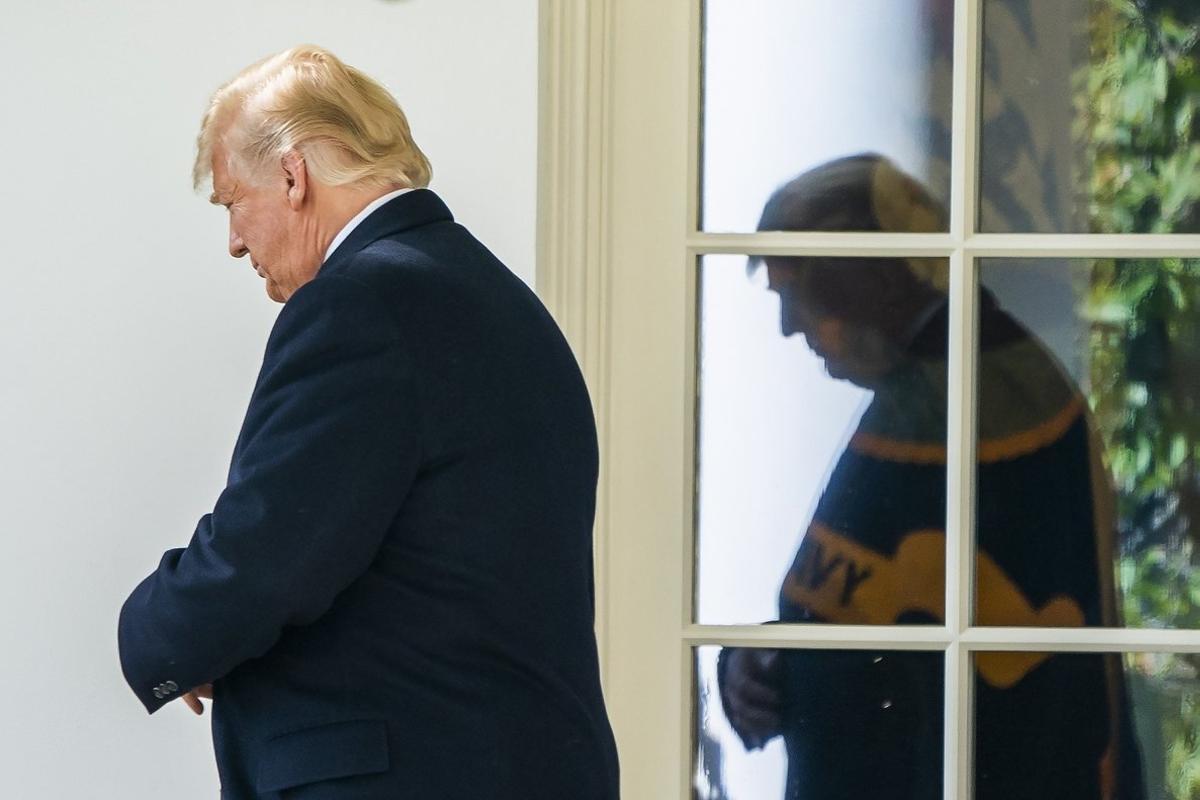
[[118, 44, 619, 799]]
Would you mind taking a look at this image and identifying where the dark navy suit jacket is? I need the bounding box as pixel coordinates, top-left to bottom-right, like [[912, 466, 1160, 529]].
[[118, 189, 620, 799]]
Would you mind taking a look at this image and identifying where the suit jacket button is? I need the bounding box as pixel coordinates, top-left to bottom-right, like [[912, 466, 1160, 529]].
[[164, 681, 178, 692], [153, 689, 164, 699]]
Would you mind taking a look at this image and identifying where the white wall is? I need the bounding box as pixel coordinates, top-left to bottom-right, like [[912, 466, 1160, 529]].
[[0, 2, 537, 796]]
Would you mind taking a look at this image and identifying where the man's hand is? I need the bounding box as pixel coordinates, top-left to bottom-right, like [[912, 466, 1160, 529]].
[[182, 683, 213, 716], [717, 648, 783, 751]]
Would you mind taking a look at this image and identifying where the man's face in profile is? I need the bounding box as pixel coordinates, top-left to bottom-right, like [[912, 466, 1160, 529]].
[[764, 258, 905, 387], [209, 144, 315, 303]]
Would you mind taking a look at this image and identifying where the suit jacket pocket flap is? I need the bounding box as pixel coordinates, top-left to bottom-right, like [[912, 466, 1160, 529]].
[[257, 718, 390, 793]]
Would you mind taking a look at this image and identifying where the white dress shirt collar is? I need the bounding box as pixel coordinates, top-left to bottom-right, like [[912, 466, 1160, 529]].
[[323, 187, 416, 264]]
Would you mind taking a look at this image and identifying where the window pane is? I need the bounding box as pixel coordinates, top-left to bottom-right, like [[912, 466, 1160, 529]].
[[973, 651, 1198, 800], [976, 258, 1200, 629], [695, 254, 948, 625], [696, 645, 944, 800], [979, 0, 1200, 233], [700, 0, 953, 233]]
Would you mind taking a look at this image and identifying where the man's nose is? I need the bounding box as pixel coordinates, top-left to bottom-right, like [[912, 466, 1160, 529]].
[[778, 300, 805, 338], [229, 226, 248, 259]]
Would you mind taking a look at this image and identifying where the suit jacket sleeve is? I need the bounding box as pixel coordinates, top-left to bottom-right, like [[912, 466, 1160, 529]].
[[118, 274, 420, 714]]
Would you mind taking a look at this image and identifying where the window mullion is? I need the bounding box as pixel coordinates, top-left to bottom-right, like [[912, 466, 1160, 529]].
[[945, 244, 980, 800], [947, 0, 983, 796]]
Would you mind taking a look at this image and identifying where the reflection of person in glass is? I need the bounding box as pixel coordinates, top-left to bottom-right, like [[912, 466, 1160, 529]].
[[717, 154, 1143, 799]]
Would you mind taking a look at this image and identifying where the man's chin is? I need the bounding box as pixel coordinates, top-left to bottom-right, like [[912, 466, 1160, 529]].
[[265, 281, 287, 304], [824, 360, 870, 387]]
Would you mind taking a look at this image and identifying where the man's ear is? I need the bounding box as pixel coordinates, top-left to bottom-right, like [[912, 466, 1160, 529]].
[[281, 150, 308, 211]]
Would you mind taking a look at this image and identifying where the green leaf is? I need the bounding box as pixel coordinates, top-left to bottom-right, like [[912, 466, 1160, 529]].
[[1128, 382, 1151, 407], [1170, 434, 1189, 467], [1136, 437, 1153, 474], [1159, 148, 1200, 220], [1154, 57, 1170, 101], [1087, 299, 1134, 323]]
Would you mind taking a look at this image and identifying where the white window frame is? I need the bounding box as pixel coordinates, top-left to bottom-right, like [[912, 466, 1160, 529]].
[[537, 1, 1200, 798]]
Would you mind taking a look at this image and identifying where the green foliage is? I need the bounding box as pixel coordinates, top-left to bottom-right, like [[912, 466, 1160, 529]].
[[1084, 258, 1200, 500], [1078, 1, 1200, 797], [1169, 685, 1200, 800], [1080, 0, 1200, 609], [1121, 546, 1200, 627], [1079, 0, 1200, 235]]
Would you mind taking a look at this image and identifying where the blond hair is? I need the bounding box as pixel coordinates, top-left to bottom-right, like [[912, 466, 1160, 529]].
[[193, 44, 432, 191]]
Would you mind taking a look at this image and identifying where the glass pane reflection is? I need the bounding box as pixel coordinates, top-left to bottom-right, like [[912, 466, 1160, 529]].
[[977, 259, 1200, 630], [696, 247, 949, 625], [974, 651, 1200, 800], [695, 645, 944, 800], [701, 0, 953, 232], [980, 0, 1200, 233]]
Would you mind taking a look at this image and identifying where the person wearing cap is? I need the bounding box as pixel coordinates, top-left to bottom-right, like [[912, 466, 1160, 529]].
[[718, 154, 1142, 800]]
